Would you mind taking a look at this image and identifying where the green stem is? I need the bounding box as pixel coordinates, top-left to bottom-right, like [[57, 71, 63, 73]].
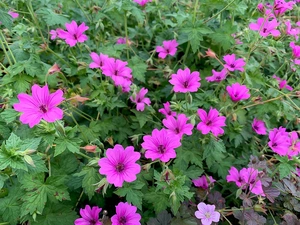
[[182, 42, 191, 65], [0, 34, 12, 66], [204, 0, 236, 24], [47, 47, 70, 67], [0, 30, 16, 64], [124, 13, 129, 60], [192, 0, 199, 24], [76, 151, 92, 160], [74, 0, 92, 23]]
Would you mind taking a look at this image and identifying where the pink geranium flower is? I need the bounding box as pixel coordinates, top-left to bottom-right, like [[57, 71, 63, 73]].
[[287, 131, 300, 157], [206, 68, 227, 82], [141, 128, 181, 162], [113, 76, 132, 93], [49, 30, 58, 40], [252, 118, 267, 135], [158, 102, 177, 118], [192, 175, 216, 189], [290, 42, 300, 65], [57, 20, 89, 47], [196, 108, 226, 137], [227, 167, 265, 196], [13, 84, 64, 128], [74, 205, 102, 225], [98, 144, 141, 187], [285, 20, 300, 40], [273, 0, 295, 15], [162, 113, 193, 139], [169, 68, 201, 93], [156, 40, 178, 59], [8, 10, 19, 18], [268, 127, 291, 156], [249, 18, 280, 37], [101, 58, 132, 81], [240, 168, 265, 196], [223, 54, 246, 72], [111, 202, 141, 225], [133, 0, 152, 6], [195, 203, 220, 225], [116, 37, 126, 44], [89, 52, 110, 70], [226, 83, 250, 102], [226, 167, 244, 187], [272, 75, 293, 91], [130, 87, 151, 111]]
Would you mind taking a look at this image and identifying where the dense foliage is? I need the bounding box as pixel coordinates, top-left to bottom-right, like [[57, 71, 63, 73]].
[[0, 0, 300, 224]]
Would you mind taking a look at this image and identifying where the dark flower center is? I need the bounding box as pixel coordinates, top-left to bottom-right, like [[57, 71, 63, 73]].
[[90, 220, 97, 225], [136, 97, 141, 103], [114, 69, 119, 76], [119, 216, 127, 224], [206, 120, 212, 126], [254, 125, 258, 130], [39, 104, 48, 113], [230, 63, 235, 68], [183, 81, 189, 88], [263, 28, 267, 33], [158, 145, 166, 154], [216, 76, 221, 80], [175, 128, 180, 134], [116, 163, 125, 172], [272, 142, 277, 147]]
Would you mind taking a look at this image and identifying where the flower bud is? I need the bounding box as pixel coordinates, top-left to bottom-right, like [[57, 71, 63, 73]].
[[205, 49, 216, 58]]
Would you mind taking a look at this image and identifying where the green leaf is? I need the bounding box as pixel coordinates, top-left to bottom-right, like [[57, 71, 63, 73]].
[[29, 203, 77, 225], [21, 137, 41, 151], [0, 174, 9, 189], [36, 8, 69, 26], [203, 137, 226, 169], [74, 166, 101, 200], [0, 9, 13, 29], [54, 137, 82, 156], [114, 184, 144, 210], [5, 132, 22, 150], [0, 108, 19, 123], [0, 184, 24, 225], [128, 56, 147, 82], [144, 188, 170, 213], [20, 174, 70, 216]]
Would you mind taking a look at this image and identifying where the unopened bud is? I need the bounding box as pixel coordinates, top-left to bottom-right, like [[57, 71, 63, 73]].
[[205, 49, 216, 58], [24, 155, 35, 167], [47, 63, 61, 75], [81, 145, 97, 153]]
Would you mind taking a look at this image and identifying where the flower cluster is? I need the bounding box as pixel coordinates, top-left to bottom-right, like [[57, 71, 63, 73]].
[[227, 166, 265, 196], [90, 53, 133, 92], [268, 127, 300, 157]]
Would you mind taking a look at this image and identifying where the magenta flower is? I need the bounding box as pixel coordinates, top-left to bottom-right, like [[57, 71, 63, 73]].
[[249, 18, 280, 37], [240, 168, 264, 196], [195, 203, 220, 225], [226, 166, 244, 187], [290, 42, 300, 65], [141, 128, 181, 162], [252, 118, 267, 135], [89, 52, 110, 70], [74, 205, 102, 225], [49, 30, 58, 40], [156, 39, 178, 59], [113, 76, 132, 93], [101, 58, 132, 81], [196, 108, 226, 137], [116, 37, 127, 44], [13, 84, 64, 128], [133, 0, 152, 6], [273, 0, 294, 15], [226, 83, 250, 102], [57, 20, 89, 47], [130, 88, 151, 111], [8, 10, 19, 19], [272, 75, 293, 91], [192, 175, 216, 189], [285, 20, 299, 40], [268, 127, 291, 156], [287, 131, 300, 157], [206, 68, 227, 82], [98, 144, 141, 187], [169, 68, 201, 93], [162, 114, 193, 139], [223, 54, 246, 72], [158, 102, 177, 118], [111, 202, 141, 225]]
